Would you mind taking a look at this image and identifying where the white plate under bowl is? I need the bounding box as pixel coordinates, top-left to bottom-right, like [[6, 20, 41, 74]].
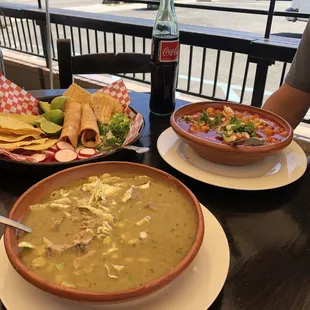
[[157, 127, 307, 191], [0, 205, 229, 310]]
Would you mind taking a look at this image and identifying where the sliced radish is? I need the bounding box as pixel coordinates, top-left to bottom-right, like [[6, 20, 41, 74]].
[[55, 149, 77, 162], [44, 150, 55, 158], [75, 145, 84, 153], [78, 154, 88, 160], [56, 141, 75, 151], [30, 153, 47, 162], [79, 148, 96, 157], [49, 146, 58, 152]]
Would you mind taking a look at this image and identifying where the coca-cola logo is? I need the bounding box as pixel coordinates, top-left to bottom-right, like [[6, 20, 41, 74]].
[[163, 46, 179, 57], [159, 40, 179, 62]]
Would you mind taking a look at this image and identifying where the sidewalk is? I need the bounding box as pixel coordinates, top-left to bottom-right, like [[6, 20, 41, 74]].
[[64, 3, 146, 13]]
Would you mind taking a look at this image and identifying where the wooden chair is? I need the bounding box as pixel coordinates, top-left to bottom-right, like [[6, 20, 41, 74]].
[[57, 39, 151, 88]]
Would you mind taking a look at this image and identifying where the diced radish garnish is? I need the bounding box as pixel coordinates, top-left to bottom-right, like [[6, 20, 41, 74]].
[[79, 148, 96, 157], [56, 141, 75, 151], [30, 153, 47, 162], [55, 149, 77, 162], [44, 150, 55, 158]]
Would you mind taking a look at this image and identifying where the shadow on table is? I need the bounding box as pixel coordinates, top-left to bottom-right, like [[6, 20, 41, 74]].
[[202, 181, 302, 214]]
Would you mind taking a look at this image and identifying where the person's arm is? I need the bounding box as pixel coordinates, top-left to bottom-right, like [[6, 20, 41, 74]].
[[263, 83, 310, 129], [263, 21, 310, 128]]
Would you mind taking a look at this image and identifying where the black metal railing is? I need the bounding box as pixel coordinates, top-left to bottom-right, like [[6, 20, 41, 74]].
[[0, 3, 305, 109]]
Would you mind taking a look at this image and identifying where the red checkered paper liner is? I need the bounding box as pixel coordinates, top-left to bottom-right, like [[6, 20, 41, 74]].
[[0, 74, 39, 115], [0, 77, 143, 163], [99, 79, 131, 106]]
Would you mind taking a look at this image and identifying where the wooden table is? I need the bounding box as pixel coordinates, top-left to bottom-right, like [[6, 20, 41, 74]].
[[1, 90, 310, 310]]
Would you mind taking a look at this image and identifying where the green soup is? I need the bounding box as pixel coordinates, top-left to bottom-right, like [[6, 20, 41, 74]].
[[17, 173, 197, 292]]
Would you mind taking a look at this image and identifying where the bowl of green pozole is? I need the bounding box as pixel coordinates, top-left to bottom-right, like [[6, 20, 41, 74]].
[[4, 162, 204, 303]]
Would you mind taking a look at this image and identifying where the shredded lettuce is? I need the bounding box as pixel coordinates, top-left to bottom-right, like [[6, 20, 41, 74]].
[[109, 113, 132, 140], [98, 123, 109, 136], [97, 113, 132, 151]]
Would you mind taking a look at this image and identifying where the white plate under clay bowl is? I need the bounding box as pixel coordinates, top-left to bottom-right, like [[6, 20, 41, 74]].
[[0, 205, 229, 310], [157, 127, 308, 191]]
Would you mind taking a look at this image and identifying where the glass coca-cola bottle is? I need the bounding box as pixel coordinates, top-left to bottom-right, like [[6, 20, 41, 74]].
[[149, 0, 179, 115]]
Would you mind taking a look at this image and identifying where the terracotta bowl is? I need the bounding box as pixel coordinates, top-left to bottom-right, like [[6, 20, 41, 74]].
[[170, 101, 293, 166], [4, 162, 204, 303]]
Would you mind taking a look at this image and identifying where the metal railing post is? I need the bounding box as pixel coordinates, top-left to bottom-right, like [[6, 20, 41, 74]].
[[264, 0, 276, 39], [250, 57, 274, 108], [249, 0, 276, 108], [0, 48, 6, 76], [37, 21, 49, 68]]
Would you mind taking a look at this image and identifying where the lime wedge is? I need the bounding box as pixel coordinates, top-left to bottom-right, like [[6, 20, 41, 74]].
[[43, 109, 64, 125], [40, 118, 62, 136], [34, 116, 45, 127], [39, 101, 51, 113], [50, 96, 67, 111]]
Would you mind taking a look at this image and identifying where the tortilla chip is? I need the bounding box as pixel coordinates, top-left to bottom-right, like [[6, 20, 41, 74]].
[[63, 83, 91, 106], [91, 92, 123, 124], [0, 116, 43, 136], [114, 102, 123, 114], [0, 138, 48, 151], [0, 133, 41, 143], [22, 139, 58, 151]]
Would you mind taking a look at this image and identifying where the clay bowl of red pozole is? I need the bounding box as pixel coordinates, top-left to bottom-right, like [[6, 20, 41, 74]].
[[170, 102, 293, 166]]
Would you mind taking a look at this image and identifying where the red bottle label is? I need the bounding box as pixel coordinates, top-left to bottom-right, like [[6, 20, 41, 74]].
[[159, 40, 180, 62]]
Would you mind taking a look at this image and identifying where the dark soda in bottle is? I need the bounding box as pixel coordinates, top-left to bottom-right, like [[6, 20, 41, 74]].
[[149, 0, 179, 116]]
